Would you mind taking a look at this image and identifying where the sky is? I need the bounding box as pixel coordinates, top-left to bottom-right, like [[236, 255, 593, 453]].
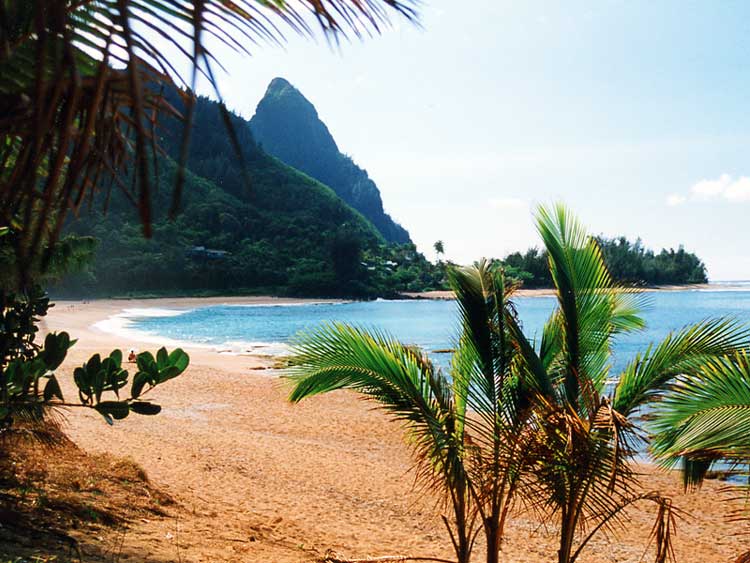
[[164, 0, 750, 280]]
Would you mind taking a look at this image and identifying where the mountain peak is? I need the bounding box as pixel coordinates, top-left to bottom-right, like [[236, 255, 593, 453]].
[[250, 78, 411, 244], [265, 77, 299, 100], [252, 77, 338, 156]]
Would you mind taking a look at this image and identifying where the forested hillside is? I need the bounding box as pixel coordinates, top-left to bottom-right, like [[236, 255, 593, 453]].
[[58, 95, 442, 298], [250, 78, 411, 244]]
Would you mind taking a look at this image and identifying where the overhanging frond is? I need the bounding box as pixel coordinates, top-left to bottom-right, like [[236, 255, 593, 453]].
[[613, 318, 750, 417], [649, 352, 750, 488]]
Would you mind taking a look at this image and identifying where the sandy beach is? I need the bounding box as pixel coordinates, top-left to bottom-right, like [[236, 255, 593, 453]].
[[36, 296, 749, 563]]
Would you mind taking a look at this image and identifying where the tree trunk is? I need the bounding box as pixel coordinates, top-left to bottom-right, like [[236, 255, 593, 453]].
[[447, 487, 472, 563], [557, 506, 576, 563], [485, 518, 500, 563]]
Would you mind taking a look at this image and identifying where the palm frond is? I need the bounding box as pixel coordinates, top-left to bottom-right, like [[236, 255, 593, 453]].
[[287, 322, 462, 493], [447, 260, 543, 560], [535, 203, 645, 413], [286, 321, 476, 563], [448, 260, 516, 428], [613, 318, 750, 417], [649, 352, 750, 488]]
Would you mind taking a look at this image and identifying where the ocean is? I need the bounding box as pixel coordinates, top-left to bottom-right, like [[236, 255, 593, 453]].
[[99, 287, 750, 376]]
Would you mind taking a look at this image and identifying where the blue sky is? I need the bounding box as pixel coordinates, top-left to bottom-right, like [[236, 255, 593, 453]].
[[179, 0, 750, 280]]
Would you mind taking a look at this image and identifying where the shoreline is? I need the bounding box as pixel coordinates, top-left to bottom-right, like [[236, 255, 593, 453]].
[[402, 282, 747, 300], [45, 284, 750, 360], [41, 296, 343, 373]]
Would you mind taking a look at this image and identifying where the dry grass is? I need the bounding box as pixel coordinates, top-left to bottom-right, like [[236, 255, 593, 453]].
[[0, 428, 175, 562]]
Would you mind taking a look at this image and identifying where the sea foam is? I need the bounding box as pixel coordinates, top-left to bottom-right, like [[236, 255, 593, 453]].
[[92, 307, 290, 356]]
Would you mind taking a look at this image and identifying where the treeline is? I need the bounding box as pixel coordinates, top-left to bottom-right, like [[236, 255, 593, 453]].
[[499, 236, 707, 287]]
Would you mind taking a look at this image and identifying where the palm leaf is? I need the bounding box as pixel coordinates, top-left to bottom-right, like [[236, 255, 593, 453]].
[[613, 318, 750, 417], [286, 321, 477, 563], [649, 353, 750, 488], [535, 203, 645, 413], [287, 322, 463, 495]]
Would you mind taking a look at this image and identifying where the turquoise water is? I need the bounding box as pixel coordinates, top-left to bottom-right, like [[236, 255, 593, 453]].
[[125, 289, 750, 375]]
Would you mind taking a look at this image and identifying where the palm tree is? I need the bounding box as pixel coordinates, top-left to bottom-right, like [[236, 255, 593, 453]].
[[0, 0, 417, 287], [435, 240, 445, 260], [288, 260, 543, 563], [288, 323, 476, 563], [512, 204, 750, 563]]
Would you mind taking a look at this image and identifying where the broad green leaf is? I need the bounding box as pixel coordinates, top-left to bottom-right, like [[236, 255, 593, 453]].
[[168, 348, 190, 373], [157, 365, 181, 383], [109, 349, 123, 367], [131, 372, 149, 399], [156, 347, 169, 369], [136, 351, 156, 374], [43, 332, 70, 370], [73, 366, 89, 392]]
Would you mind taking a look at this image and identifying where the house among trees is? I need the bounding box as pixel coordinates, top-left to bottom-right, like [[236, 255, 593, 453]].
[[187, 246, 230, 260]]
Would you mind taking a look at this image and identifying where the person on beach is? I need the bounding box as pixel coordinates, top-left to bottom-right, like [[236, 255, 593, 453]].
[[128, 350, 137, 363]]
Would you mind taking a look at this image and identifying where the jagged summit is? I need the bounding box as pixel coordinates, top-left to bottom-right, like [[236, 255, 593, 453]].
[[250, 77, 411, 244]]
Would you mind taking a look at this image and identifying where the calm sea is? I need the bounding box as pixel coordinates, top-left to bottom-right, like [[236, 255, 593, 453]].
[[112, 287, 750, 375]]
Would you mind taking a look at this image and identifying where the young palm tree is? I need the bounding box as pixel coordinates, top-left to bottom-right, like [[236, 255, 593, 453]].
[[288, 260, 543, 563], [288, 322, 477, 563], [513, 204, 750, 563], [289, 203, 750, 563]]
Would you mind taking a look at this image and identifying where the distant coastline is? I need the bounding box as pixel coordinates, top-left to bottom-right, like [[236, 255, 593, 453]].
[[401, 282, 749, 301], [51, 282, 750, 308]]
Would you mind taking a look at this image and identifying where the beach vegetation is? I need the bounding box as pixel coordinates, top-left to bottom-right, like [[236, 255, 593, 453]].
[[647, 352, 750, 561], [288, 260, 543, 563], [0, 283, 189, 438], [514, 205, 745, 563], [287, 204, 749, 563], [649, 352, 750, 486]]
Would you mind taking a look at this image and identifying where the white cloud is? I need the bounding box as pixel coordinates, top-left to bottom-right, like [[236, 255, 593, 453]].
[[488, 197, 527, 210], [666, 194, 686, 206], [669, 174, 750, 206], [690, 173, 732, 200], [724, 177, 750, 202]]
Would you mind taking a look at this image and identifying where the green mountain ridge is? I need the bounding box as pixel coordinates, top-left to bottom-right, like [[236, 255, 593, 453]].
[[57, 92, 441, 298], [249, 77, 411, 244]]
